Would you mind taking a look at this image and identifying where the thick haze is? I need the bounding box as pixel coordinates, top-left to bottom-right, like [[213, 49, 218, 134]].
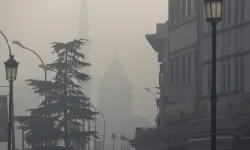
[[0, 0, 167, 125]]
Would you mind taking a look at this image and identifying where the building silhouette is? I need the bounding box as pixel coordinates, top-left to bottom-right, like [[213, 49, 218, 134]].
[[131, 1, 250, 150], [99, 55, 133, 128], [98, 55, 133, 149]]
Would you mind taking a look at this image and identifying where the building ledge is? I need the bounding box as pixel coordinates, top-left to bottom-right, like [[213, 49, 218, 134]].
[[130, 114, 250, 148], [145, 34, 165, 53], [145, 21, 168, 54]]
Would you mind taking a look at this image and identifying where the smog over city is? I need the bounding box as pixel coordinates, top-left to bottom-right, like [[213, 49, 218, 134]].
[[0, 0, 249, 150]]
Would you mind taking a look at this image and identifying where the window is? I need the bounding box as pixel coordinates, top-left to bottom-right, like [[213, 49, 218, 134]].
[[182, 54, 187, 84], [169, 0, 174, 23], [235, 0, 239, 23], [187, 53, 192, 83], [176, 0, 180, 22], [208, 64, 212, 96], [187, 0, 192, 15], [191, 0, 196, 13], [227, 0, 231, 25], [201, 65, 208, 96], [234, 58, 239, 91], [182, 0, 187, 18], [226, 59, 230, 92], [239, 56, 244, 92], [175, 57, 180, 84], [170, 57, 175, 84], [173, 0, 177, 23], [230, 59, 235, 92], [0, 129, 4, 139], [221, 62, 226, 92], [240, 0, 245, 21], [182, 0, 189, 17]]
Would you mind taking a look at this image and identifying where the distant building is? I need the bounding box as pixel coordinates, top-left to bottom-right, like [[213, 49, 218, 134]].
[[128, 21, 169, 150], [98, 55, 133, 127], [131, 0, 250, 150], [98, 55, 133, 149]]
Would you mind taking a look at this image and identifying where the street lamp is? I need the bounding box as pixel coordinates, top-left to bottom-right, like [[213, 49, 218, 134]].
[[144, 88, 159, 113], [89, 103, 105, 150], [204, 0, 223, 24], [120, 133, 124, 150], [12, 41, 48, 104], [12, 41, 47, 82], [4, 55, 19, 150], [120, 133, 128, 150], [111, 132, 116, 150], [203, 1, 223, 150], [0, 30, 18, 150], [5, 55, 19, 81]]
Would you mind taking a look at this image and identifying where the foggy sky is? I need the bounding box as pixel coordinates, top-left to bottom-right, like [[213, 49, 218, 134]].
[[0, 0, 168, 124]]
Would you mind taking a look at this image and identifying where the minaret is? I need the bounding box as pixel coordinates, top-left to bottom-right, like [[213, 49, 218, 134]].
[[78, 0, 89, 38], [78, 1, 91, 150], [78, 0, 91, 99]]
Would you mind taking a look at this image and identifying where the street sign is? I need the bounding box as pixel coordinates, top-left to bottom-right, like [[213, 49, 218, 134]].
[[0, 95, 8, 142]]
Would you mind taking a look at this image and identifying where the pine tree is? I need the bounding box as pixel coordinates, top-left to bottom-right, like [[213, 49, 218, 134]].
[[16, 39, 97, 149]]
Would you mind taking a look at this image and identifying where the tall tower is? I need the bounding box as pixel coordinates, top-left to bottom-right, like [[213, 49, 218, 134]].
[[78, 0, 91, 89], [78, 1, 91, 149], [78, 0, 90, 114], [78, 0, 89, 39], [98, 55, 133, 149]]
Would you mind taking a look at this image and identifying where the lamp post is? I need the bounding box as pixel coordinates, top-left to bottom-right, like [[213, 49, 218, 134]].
[[120, 133, 124, 150], [91, 106, 97, 150], [89, 103, 105, 150], [125, 135, 130, 150], [203, 0, 223, 150], [111, 132, 116, 150], [96, 108, 105, 150], [0, 30, 18, 150], [88, 102, 98, 150], [123, 135, 127, 150], [4, 55, 19, 150]]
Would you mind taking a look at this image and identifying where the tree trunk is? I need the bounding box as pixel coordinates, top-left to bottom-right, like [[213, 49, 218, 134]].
[[64, 50, 69, 148]]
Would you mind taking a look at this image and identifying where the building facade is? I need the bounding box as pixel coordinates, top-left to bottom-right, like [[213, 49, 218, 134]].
[[166, 0, 197, 121], [131, 0, 250, 150], [146, 21, 168, 127]]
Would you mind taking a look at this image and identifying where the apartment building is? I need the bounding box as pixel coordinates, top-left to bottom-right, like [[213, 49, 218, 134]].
[[131, 1, 250, 150], [130, 22, 168, 150], [197, 0, 250, 117], [146, 21, 168, 127], [165, 0, 197, 121]]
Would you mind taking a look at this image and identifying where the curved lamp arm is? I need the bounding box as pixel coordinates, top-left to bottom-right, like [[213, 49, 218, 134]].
[[24, 47, 47, 81], [12, 41, 47, 82], [145, 88, 158, 100], [0, 30, 12, 55]]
